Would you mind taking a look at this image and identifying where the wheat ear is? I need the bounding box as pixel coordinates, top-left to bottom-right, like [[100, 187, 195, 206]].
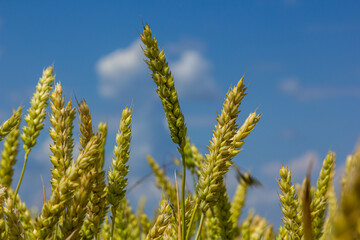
[[60, 136, 100, 239], [0, 107, 21, 188], [107, 107, 132, 240], [15, 66, 55, 201], [196, 77, 247, 215], [278, 165, 302, 240], [0, 107, 21, 142], [3, 198, 25, 240], [311, 151, 335, 239], [78, 100, 94, 149], [98, 121, 108, 168], [141, 24, 188, 238], [34, 135, 100, 239], [6, 188, 33, 239], [215, 186, 234, 240], [81, 124, 108, 239], [146, 199, 172, 240], [49, 82, 76, 190], [141, 24, 187, 151]]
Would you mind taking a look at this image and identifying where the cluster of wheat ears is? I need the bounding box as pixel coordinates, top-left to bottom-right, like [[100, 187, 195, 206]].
[[0, 24, 359, 240]]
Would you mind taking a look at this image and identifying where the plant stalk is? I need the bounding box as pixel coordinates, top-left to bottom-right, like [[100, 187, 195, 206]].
[[195, 213, 205, 240], [13, 151, 29, 203], [186, 201, 199, 240], [181, 151, 186, 240], [110, 208, 116, 240]]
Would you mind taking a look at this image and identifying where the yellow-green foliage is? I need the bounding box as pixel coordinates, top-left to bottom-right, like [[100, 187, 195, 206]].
[[0, 23, 358, 240]]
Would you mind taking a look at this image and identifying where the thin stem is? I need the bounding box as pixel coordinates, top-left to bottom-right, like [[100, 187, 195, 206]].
[[110, 207, 116, 240], [195, 213, 205, 240], [14, 151, 29, 203], [181, 152, 186, 240], [186, 201, 199, 240]]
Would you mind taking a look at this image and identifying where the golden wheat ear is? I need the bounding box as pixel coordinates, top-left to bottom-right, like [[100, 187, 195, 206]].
[[146, 198, 173, 240], [49, 82, 76, 191], [0, 107, 21, 189], [106, 106, 132, 240], [310, 151, 335, 239], [14, 66, 55, 203], [277, 165, 302, 240], [0, 106, 22, 142]]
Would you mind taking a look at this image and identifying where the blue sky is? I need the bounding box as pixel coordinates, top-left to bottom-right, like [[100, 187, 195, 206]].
[[0, 1, 359, 227]]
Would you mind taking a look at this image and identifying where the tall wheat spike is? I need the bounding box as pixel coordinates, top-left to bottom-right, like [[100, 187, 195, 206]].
[[15, 66, 55, 201], [197, 76, 247, 213], [311, 151, 335, 239], [278, 165, 302, 240], [107, 107, 132, 240], [49, 82, 76, 191]]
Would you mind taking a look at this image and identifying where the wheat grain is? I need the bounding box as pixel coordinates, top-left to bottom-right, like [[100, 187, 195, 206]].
[[3, 198, 25, 240], [49, 82, 76, 190], [0, 107, 22, 142], [0, 108, 21, 188], [277, 165, 302, 240], [311, 151, 335, 239], [146, 199, 172, 240], [215, 186, 234, 240], [141, 24, 187, 151], [15, 66, 55, 201]]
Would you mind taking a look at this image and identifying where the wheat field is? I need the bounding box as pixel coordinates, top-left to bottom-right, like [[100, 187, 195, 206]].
[[0, 24, 359, 240]]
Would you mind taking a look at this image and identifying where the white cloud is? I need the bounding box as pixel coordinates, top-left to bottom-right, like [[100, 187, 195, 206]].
[[279, 77, 360, 101], [96, 37, 219, 100], [96, 39, 145, 98], [172, 50, 219, 100]]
